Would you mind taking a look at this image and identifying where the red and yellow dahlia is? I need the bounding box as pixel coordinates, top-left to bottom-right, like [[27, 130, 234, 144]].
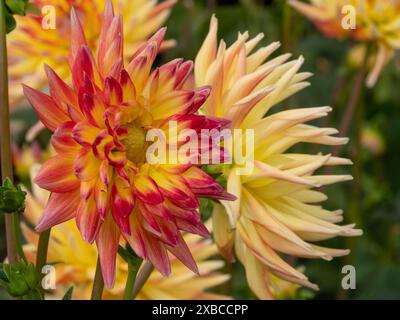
[[8, 0, 176, 107], [195, 16, 362, 299], [23, 3, 233, 288]]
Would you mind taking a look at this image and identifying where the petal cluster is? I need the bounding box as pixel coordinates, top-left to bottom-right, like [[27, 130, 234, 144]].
[[8, 0, 176, 107], [21, 174, 231, 300], [290, 0, 400, 87], [24, 4, 233, 288], [195, 16, 362, 299]]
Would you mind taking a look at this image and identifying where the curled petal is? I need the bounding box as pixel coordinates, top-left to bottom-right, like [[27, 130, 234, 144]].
[[133, 174, 163, 205], [79, 94, 106, 127], [34, 156, 79, 193], [72, 122, 102, 146], [182, 166, 218, 188], [149, 168, 192, 202], [51, 122, 80, 158], [76, 197, 102, 243], [74, 147, 100, 181], [104, 77, 123, 106], [36, 191, 80, 232], [94, 180, 109, 219], [111, 177, 134, 234]]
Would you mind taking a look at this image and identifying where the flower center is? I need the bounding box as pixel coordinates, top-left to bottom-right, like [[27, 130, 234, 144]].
[[123, 123, 148, 165]]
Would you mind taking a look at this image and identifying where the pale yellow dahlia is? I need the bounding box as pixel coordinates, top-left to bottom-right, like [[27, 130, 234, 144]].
[[195, 16, 363, 299], [290, 0, 400, 87], [8, 0, 176, 107], [21, 168, 230, 300]]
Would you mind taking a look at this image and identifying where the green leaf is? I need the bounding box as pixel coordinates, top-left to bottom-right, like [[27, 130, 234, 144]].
[[25, 3, 40, 15], [5, 0, 28, 16], [199, 198, 214, 221], [0, 261, 39, 298], [4, 0, 36, 33], [62, 287, 74, 300], [5, 10, 16, 34], [0, 264, 8, 283]]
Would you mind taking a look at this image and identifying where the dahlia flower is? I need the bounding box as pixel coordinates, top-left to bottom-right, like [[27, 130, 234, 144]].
[[290, 0, 400, 87], [23, 4, 233, 288], [22, 167, 230, 300], [8, 0, 176, 107], [195, 16, 362, 299]]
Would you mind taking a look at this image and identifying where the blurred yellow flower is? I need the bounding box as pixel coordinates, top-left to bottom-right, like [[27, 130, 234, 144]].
[[290, 0, 400, 87], [12, 143, 49, 181], [195, 16, 362, 299], [361, 127, 385, 156], [22, 165, 231, 300], [8, 0, 176, 108]]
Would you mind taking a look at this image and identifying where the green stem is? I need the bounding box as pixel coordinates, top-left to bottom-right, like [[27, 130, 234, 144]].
[[12, 212, 27, 263], [0, 0, 18, 265], [333, 45, 371, 157], [91, 257, 104, 300], [35, 229, 51, 298], [340, 46, 371, 299], [350, 86, 365, 228], [282, 0, 291, 52], [346, 46, 371, 231], [132, 261, 154, 299], [123, 260, 141, 300]]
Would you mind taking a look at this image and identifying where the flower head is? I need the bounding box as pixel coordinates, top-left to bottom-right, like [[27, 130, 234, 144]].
[[195, 16, 362, 299], [290, 0, 400, 87], [23, 3, 233, 288], [8, 0, 176, 107], [22, 170, 231, 300]]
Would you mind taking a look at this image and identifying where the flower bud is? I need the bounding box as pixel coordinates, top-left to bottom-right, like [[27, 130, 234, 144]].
[[1, 261, 39, 298], [0, 178, 27, 214]]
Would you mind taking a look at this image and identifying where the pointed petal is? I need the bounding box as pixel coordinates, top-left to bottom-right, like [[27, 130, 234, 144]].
[[36, 191, 80, 232], [76, 197, 102, 243], [96, 213, 120, 289], [34, 156, 79, 193], [23, 85, 69, 131], [167, 232, 199, 274]]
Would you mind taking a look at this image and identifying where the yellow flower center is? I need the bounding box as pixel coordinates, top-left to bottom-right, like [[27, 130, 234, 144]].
[[123, 123, 148, 164]]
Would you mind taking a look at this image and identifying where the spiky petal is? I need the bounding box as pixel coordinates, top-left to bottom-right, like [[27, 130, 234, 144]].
[[195, 16, 362, 299]]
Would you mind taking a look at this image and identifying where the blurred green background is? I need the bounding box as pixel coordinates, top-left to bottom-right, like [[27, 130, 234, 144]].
[[1, 0, 400, 299]]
